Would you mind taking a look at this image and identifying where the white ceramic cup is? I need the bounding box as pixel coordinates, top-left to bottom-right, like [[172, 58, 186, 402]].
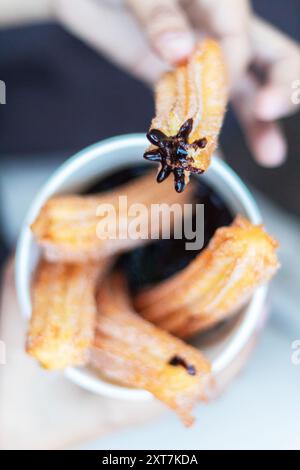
[[16, 134, 267, 400]]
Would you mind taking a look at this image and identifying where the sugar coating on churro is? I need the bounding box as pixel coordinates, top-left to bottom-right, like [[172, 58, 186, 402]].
[[26, 260, 108, 369], [91, 273, 211, 426], [144, 39, 228, 192], [135, 216, 279, 337], [31, 171, 195, 263]]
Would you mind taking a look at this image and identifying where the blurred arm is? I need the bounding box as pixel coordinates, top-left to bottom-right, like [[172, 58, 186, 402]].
[[0, 0, 53, 27]]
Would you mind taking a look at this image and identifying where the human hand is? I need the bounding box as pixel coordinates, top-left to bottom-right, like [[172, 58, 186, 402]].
[[0, 259, 162, 449], [232, 16, 300, 167], [54, 0, 300, 166]]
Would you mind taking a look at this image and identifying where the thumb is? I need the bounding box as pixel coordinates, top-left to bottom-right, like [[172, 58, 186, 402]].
[[127, 0, 195, 65], [233, 73, 287, 167]]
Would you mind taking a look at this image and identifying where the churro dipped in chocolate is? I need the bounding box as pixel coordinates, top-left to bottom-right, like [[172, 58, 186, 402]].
[[90, 273, 211, 426], [31, 171, 194, 263], [144, 39, 228, 192], [27, 260, 109, 369], [135, 216, 279, 338]]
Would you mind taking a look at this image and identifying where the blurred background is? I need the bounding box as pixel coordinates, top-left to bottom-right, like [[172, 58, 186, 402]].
[[0, 0, 300, 261], [0, 0, 299, 450]]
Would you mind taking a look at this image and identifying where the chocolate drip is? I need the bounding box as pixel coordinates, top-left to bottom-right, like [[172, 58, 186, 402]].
[[168, 355, 196, 376], [144, 118, 207, 193]]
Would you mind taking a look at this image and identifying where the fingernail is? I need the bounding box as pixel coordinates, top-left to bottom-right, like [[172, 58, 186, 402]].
[[254, 130, 287, 167], [155, 32, 194, 64], [255, 88, 290, 120]]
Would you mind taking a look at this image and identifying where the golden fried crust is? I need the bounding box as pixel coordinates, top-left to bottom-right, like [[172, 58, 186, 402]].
[[135, 216, 279, 338], [26, 260, 108, 369], [31, 171, 195, 262], [90, 273, 211, 426], [144, 39, 228, 191]]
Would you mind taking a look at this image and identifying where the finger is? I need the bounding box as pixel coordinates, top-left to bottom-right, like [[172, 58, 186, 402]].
[[187, 0, 252, 86], [1, 256, 15, 292], [1, 257, 17, 336], [246, 120, 287, 168], [127, 0, 195, 64], [54, 0, 167, 82], [233, 73, 287, 167], [251, 16, 300, 120]]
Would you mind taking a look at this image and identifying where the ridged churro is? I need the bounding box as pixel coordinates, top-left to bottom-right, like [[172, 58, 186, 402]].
[[144, 39, 228, 192], [27, 260, 108, 369], [135, 216, 279, 338], [31, 171, 194, 262], [90, 273, 211, 426]]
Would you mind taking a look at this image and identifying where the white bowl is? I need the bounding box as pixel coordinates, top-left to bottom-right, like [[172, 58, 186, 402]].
[[16, 134, 267, 400]]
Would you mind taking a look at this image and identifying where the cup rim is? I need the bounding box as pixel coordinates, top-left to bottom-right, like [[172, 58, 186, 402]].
[[16, 133, 267, 400]]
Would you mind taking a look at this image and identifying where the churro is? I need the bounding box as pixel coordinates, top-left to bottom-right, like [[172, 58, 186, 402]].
[[27, 260, 108, 369], [91, 273, 211, 426], [31, 171, 194, 262], [135, 216, 279, 337], [144, 39, 228, 192]]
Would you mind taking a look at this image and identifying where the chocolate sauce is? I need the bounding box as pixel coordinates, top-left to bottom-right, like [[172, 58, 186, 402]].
[[121, 174, 233, 291], [82, 165, 148, 194], [84, 164, 233, 291], [169, 355, 196, 376], [144, 118, 207, 193]]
